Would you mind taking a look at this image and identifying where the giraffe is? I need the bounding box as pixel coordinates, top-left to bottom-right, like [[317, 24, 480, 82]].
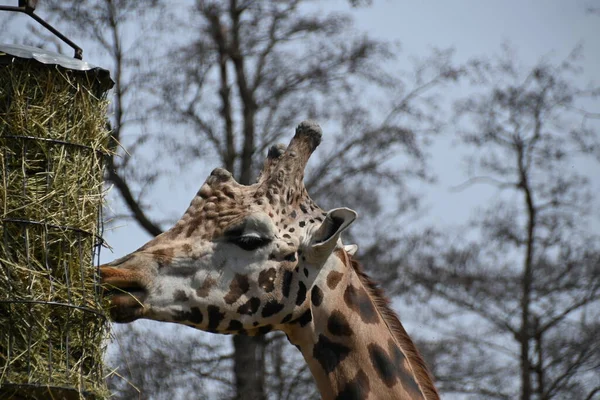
[[100, 121, 440, 400]]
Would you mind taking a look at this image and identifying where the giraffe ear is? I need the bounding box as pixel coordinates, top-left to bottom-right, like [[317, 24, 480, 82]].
[[344, 244, 358, 256], [308, 208, 357, 264]]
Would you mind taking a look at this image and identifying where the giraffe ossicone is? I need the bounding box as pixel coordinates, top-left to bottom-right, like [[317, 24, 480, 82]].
[[101, 120, 439, 399]]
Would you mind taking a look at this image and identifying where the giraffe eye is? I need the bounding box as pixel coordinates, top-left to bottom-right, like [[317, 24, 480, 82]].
[[228, 234, 271, 251]]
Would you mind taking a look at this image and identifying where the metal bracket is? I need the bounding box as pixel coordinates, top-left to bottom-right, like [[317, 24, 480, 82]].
[[0, 0, 83, 59]]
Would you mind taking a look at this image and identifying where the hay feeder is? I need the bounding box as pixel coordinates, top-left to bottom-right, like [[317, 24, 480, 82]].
[[0, 40, 113, 400]]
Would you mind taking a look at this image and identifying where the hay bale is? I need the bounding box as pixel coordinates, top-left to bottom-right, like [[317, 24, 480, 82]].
[[0, 49, 112, 399]]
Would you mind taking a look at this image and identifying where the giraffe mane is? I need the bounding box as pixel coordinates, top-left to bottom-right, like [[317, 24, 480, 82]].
[[344, 252, 440, 400]]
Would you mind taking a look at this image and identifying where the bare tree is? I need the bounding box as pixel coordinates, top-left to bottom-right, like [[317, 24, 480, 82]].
[[386, 47, 600, 399], [106, 325, 234, 399], [15, 1, 463, 398]]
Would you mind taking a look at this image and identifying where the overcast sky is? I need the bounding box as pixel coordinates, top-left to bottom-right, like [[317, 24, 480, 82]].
[[345, 0, 600, 229]]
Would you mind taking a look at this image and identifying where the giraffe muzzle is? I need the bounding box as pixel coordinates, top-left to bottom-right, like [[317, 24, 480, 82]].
[[100, 265, 147, 323]]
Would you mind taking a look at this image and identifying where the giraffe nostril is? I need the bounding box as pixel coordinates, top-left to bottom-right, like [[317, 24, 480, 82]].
[[283, 252, 297, 262]]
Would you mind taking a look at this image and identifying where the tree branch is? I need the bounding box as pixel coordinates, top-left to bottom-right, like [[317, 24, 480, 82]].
[[105, 165, 163, 237]]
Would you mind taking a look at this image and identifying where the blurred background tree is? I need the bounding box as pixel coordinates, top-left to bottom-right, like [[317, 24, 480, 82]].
[[382, 48, 600, 400], [2, 1, 598, 399]]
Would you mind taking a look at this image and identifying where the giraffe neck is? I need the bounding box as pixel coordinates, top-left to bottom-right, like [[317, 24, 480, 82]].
[[285, 251, 438, 400]]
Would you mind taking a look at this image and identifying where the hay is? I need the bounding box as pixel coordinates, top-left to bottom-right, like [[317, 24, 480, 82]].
[[0, 59, 111, 399]]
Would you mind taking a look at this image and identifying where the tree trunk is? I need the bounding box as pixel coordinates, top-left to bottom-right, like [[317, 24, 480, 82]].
[[534, 317, 545, 399], [233, 336, 266, 400], [228, 3, 265, 399], [519, 148, 536, 400]]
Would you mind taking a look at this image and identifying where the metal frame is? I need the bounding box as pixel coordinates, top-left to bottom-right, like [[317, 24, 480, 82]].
[[0, 0, 83, 59]]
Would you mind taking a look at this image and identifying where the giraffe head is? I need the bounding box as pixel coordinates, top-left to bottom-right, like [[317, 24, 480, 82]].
[[100, 121, 357, 334]]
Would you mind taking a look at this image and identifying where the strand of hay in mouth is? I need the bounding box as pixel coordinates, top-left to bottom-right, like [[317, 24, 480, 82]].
[[0, 60, 112, 399]]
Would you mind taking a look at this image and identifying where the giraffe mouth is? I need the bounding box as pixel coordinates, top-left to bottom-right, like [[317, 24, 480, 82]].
[[105, 287, 146, 323], [100, 266, 147, 323]]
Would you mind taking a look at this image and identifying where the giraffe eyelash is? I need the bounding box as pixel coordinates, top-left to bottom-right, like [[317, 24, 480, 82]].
[[228, 235, 272, 251]]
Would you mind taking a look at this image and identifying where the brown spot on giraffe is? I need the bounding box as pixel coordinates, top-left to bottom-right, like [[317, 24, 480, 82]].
[[327, 270, 343, 290], [335, 369, 371, 400], [311, 285, 324, 307], [389, 338, 423, 396], [292, 309, 312, 327], [196, 277, 216, 298], [224, 274, 250, 304], [295, 281, 307, 306], [344, 284, 380, 324], [172, 306, 203, 324], [281, 270, 293, 297], [312, 334, 351, 374], [368, 342, 398, 388], [261, 300, 285, 318], [227, 319, 246, 335], [327, 311, 353, 337], [237, 297, 261, 315], [206, 305, 225, 332], [258, 268, 277, 292]]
